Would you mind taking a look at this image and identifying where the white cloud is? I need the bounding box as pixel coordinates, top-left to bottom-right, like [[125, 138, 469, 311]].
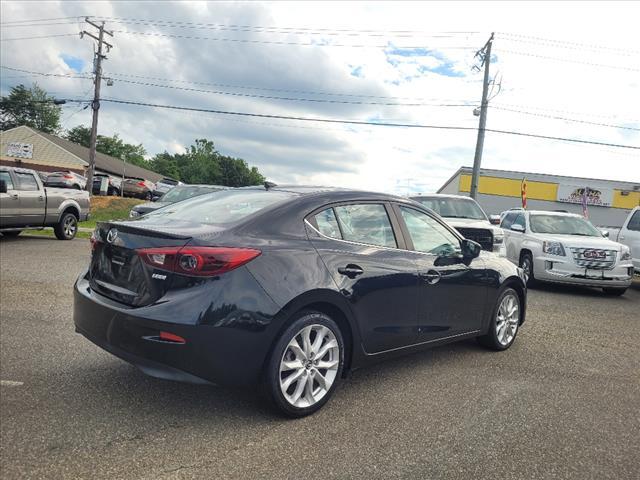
[[1, 0, 639, 194]]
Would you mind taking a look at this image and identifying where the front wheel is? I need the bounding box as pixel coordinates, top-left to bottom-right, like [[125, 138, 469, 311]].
[[477, 288, 522, 351], [519, 252, 536, 287], [263, 311, 344, 417], [54, 213, 78, 240], [603, 288, 627, 296]]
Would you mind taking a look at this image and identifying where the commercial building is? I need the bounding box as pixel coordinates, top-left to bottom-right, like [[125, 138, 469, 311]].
[[0, 125, 162, 182], [438, 166, 640, 228]]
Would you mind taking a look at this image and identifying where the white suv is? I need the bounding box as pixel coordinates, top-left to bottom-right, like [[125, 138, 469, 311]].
[[501, 210, 634, 296]]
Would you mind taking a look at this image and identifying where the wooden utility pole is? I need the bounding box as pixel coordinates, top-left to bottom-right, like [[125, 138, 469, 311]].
[[470, 32, 494, 200], [81, 18, 113, 192]]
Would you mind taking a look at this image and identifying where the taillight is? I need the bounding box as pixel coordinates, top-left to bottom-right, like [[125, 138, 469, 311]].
[[137, 181, 146, 187], [90, 230, 99, 251], [63, 174, 74, 179], [137, 246, 261, 277]]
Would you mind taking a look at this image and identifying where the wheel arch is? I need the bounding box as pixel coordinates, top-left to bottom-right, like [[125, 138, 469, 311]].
[[58, 204, 80, 222], [501, 276, 527, 325]]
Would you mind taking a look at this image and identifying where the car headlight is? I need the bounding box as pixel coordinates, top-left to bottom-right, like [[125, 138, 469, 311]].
[[129, 210, 140, 218], [621, 248, 632, 261], [543, 241, 565, 256]]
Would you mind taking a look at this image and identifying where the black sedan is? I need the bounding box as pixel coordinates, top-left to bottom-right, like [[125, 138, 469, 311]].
[[74, 186, 527, 417]]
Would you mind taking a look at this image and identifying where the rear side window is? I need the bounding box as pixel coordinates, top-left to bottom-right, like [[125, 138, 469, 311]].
[[314, 208, 341, 239], [333, 204, 396, 248], [0, 171, 14, 190], [145, 189, 295, 225], [15, 172, 39, 191], [627, 211, 640, 232]]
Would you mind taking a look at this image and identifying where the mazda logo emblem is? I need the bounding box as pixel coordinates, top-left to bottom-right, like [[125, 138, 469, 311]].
[[106, 228, 118, 244]]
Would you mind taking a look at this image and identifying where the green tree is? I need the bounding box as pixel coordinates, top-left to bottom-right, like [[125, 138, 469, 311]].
[[0, 83, 62, 133], [65, 125, 149, 168]]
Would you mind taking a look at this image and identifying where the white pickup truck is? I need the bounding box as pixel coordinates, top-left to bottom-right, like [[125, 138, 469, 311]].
[[614, 206, 639, 274], [0, 166, 90, 240]]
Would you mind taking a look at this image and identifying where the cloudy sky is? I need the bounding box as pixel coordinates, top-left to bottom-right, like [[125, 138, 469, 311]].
[[1, 1, 639, 193]]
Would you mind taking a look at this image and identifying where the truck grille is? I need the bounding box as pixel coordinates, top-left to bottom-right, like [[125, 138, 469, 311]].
[[570, 247, 617, 270], [454, 227, 493, 252]]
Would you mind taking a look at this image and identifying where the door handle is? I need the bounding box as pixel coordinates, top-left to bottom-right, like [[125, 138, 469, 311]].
[[10, 193, 19, 200], [338, 264, 364, 278], [421, 269, 442, 285], [38, 195, 44, 201]]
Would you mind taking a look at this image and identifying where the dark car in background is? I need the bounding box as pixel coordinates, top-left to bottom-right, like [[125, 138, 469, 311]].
[[92, 173, 122, 196], [122, 178, 155, 200], [129, 184, 227, 217], [74, 187, 527, 417], [45, 171, 87, 190]]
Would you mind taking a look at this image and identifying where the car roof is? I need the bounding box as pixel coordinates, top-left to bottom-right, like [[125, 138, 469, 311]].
[[526, 210, 583, 218], [410, 193, 475, 201]]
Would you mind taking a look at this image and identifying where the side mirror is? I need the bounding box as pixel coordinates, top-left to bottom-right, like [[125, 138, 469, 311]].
[[489, 214, 501, 225], [461, 238, 482, 260], [511, 224, 525, 233], [0, 180, 6, 194], [600, 229, 609, 238]]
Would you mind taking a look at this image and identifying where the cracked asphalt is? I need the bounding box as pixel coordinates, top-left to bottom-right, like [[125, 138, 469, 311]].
[[1, 235, 639, 479]]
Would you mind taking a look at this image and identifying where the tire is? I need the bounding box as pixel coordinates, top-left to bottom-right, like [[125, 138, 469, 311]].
[[519, 252, 536, 287], [54, 212, 78, 240], [73, 184, 81, 190], [477, 287, 522, 351], [144, 191, 152, 201], [603, 288, 627, 296], [2, 230, 21, 237], [263, 311, 344, 418]]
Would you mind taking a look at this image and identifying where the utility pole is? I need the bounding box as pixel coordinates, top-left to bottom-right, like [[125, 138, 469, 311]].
[[81, 18, 113, 193], [470, 32, 494, 200]]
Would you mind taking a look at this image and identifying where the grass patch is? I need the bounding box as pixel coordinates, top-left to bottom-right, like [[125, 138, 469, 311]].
[[81, 196, 145, 229], [21, 228, 92, 240]]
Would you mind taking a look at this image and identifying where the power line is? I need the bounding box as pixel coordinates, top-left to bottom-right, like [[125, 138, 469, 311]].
[[0, 33, 80, 42], [71, 96, 639, 150], [111, 29, 478, 49], [0, 16, 81, 25], [494, 48, 640, 72], [497, 31, 640, 56], [491, 106, 640, 131], [492, 102, 640, 122]]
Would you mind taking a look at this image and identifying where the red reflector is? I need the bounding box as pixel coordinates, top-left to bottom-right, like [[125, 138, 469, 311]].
[[137, 246, 261, 277], [159, 331, 186, 344]]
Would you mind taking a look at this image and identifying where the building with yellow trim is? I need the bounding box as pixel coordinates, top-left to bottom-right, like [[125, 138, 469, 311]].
[[438, 167, 640, 228]]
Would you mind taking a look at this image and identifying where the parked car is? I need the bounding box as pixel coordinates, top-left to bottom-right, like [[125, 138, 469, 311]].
[[410, 194, 505, 254], [45, 171, 87, 190], [122, 177, 155, 200], [153, 177, 182, 198], [36, 171, 49, 183], [92, 173, 122, 196], [129, 184, 227, 217], [74, 187, 526, 417], [0, 166, 90, 240], [614, 206, 639, 274], [500, 209, 633, 295]]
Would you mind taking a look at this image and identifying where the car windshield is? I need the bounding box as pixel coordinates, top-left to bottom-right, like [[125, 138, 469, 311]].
[[160, 185, 223, 204], [145, 189, 295, 225], [413, 197, 487, 220], [529, 214, 602, 236]]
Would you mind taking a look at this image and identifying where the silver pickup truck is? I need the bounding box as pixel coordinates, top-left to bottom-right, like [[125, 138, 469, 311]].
[[0, 166, 90, 240]]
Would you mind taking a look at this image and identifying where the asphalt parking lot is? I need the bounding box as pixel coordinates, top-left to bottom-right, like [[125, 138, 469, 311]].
[[1, 235, 638, 480]]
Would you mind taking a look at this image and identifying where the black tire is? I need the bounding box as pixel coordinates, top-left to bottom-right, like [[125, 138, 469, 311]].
[[73, 184, 81, 190], [144, 191, 152, 201], [519, 252, 536, 287], [603, 288, 627, 296], [54, 212, 78, 240], [263, 311, 344, 418], [477, 287, 522, 351], [2, 230, 21, 237]]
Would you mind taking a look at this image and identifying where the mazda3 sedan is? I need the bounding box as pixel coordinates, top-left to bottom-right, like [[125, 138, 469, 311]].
[[74, 186, 527, 417]]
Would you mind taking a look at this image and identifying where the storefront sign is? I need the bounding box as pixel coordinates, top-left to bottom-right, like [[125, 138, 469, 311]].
[[557, 184, 613, 207], [6, 142, 33, 159]]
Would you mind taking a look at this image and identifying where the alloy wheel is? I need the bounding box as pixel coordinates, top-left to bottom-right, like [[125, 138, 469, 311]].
[[520, 256, 532, 282], [279, 324, 340, 408], [496, 292, 520, 346], [63, 216, 77, 238]]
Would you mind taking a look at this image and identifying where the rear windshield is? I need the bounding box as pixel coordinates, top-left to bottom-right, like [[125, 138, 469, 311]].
[[145, 189, 295, 224], [413, 197, 487, 220], [160, 185, 223, 203], [160, 178, 179, 185]]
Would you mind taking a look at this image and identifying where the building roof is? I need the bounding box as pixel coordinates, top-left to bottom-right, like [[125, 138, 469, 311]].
[[36, 129, 163, 182], [438, 166, 640, 193]]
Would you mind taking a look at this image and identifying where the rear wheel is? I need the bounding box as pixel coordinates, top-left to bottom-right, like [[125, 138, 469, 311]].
[[478, 288, 521, 351], [144, 191, 152, 201], [263, 311, 344, 417], [603, 288, 627, 296], [54, 212, 78, 240], [519, 252, 536, 286]]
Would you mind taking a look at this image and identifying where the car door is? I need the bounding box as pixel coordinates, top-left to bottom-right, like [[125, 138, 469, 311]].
[[307, 202, 419, 354], [619, 208, 640, 271], [14, 171, 46, 226], [393, 204, 488, 341], [502, 212, 526, 263], [0, 170, 21, 227]]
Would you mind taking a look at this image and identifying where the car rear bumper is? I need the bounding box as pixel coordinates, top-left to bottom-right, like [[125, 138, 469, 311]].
[[534, 255, 633, 288], [73, 273, 277, 387]]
